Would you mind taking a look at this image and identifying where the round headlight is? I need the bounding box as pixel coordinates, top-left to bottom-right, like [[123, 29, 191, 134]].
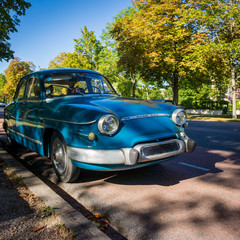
[[98, 114, 119, 135], [172, 109, 187, 126]]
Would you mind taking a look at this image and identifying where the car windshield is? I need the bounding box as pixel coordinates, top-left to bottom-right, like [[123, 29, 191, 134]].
[[43, 72, 116, 97]]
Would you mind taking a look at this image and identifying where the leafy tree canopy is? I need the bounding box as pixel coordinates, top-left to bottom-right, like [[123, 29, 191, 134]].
[[48, 52, 91, 69], [188, 0, 240, 118], [0, 0, 31, 61], [0, 73, 6, 101], [111, 0, 209, 104], [74, 26, 103, 71], [2, 57, 34, 102]]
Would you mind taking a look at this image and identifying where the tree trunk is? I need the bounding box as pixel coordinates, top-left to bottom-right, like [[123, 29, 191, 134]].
[[146, 86, 149, 100], [173, 69, 179, 105], [231, 65, 237, 119], [130, 72, 136, 98]]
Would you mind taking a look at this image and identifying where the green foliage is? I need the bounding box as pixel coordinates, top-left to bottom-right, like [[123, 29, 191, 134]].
[[98, 23, 122, 84], [41, 206, 55, 217], [136, 86, 164, 100], [48, 52, 89, 69], [74, 26, 103, 71], [2, 57, 34, 102], [111, 1, 209, 104], [110, 6, 145, 97], [48, 25, 133, 98], [0, 73, 6, 101], [229, 100, 240, 111], [113, 76, 132, 97], [100, 18, 136, 97], [46, 0, 240, 104], [0, 0, 31, 61], [181, 99, 229, 113], [11, 175, 24, 185], [188, 0, 240, 118]]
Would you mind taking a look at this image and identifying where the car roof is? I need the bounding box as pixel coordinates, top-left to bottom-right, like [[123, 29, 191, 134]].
[[27, 68, 100, 78]]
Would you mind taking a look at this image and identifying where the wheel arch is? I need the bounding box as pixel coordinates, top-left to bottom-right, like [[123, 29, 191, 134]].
[[43, 128, 62, 157]]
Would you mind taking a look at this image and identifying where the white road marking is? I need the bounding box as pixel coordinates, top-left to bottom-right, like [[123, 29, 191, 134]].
[[178, 162, 210, 172]]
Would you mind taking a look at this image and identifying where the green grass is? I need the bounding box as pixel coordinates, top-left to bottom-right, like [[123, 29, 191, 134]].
[[188, 114, 240, 122], [11, 175, 24, 185], [41, 206, 55, 217]]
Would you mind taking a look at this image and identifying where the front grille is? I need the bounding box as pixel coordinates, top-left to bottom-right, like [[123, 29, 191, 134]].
[[141, 141, 180, 157], [133, 139, 185, 163]]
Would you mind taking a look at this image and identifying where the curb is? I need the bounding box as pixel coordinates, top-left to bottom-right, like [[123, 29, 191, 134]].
[[0, 146, 110, 240]]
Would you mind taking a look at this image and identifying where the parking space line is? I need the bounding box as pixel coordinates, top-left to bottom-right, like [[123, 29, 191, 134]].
[[178, 162, 210, 172]]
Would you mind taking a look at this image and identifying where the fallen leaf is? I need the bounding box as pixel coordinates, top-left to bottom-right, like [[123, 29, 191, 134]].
[[94, 213, 103, 219], [33, 225, 45, 232], [19, 193, 28, 197]]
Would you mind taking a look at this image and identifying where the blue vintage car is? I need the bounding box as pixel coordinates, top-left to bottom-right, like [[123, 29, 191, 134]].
[[3, 69, 195, 182]]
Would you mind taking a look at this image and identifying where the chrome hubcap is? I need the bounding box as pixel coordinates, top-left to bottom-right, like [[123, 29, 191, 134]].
[[52, 140, 66, 174]]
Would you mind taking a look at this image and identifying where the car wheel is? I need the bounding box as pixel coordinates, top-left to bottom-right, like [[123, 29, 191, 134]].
[[7, 136, 17, 146], [50, 132, 80, 183], [5, 124, 17, 146]]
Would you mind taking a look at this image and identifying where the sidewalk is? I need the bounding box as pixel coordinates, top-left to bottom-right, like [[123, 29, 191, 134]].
[[0, 115, 109, 239]]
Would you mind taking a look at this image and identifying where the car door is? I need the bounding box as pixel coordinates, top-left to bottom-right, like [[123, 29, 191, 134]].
[[8, 77, 28, 144], [20, 76, 44, 153]]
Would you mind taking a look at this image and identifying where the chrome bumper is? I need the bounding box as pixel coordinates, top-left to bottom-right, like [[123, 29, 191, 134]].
[[68, 138, 190, 166]]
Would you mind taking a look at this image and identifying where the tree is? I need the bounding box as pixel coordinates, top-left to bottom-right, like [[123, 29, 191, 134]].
[[48, 52, 91, 69], [2, 57, 34, 102], [74, 26, 103, 71], [189, 0, 240, 118], [0, 0, 31, 61], [111, 0, 210, 104], [100, 21, 135, 97], [0, 73, 6, 101], [99, 23, 121, 84], [111, 7, 145, 98]]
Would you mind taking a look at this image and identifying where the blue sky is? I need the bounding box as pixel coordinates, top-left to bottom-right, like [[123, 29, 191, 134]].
[[0, 0, 132, 74]]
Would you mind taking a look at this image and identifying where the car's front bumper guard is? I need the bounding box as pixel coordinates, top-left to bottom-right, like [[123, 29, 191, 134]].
[[68, 138, 196, 166]]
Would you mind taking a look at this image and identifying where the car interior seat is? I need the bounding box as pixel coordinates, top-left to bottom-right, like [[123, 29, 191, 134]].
[[45, 85, 53, 97]]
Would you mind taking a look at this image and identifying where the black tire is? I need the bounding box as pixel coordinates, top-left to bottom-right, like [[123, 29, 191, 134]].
[[50, 131, 80, 183], [5, 124, 17, 146], [7, 136, 17, 146]]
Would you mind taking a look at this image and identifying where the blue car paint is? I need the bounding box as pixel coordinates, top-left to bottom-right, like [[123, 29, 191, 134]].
[[4, 68, 186, 171], [35, 95, 180, 149]]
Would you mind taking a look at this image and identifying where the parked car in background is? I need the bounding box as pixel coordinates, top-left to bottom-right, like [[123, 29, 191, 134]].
[[0, 102, 6, 108], [3, 69, 196, 182]]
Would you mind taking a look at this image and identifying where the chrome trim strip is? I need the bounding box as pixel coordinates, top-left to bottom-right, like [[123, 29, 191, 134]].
[[42, 117, 96, 125], [8, 128, 42, 145], [45, 95, 83, 102], [121, 113, 170, 121]]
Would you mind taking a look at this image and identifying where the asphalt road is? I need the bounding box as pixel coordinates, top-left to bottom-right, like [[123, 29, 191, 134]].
[[0, 108, 239, 240]]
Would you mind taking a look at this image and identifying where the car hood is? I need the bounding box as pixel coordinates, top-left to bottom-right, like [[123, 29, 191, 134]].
[[44, 95, 181, 148], [68, 95, 176, 119]]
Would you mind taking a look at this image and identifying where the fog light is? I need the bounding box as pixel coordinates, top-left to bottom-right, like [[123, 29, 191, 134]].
[[88, 132, 96, 141]]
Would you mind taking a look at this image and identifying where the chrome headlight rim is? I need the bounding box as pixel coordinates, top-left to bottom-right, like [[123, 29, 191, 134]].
[[98, 114, 119, 136], [172, 109, 187, 126]]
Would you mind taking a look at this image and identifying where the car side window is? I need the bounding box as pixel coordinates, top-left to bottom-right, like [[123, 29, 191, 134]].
[[15, 78, 27, 100], [26, 77, 41, 98]]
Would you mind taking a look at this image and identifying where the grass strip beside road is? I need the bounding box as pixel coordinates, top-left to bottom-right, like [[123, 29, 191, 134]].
[[187, 114, 240, 122]]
